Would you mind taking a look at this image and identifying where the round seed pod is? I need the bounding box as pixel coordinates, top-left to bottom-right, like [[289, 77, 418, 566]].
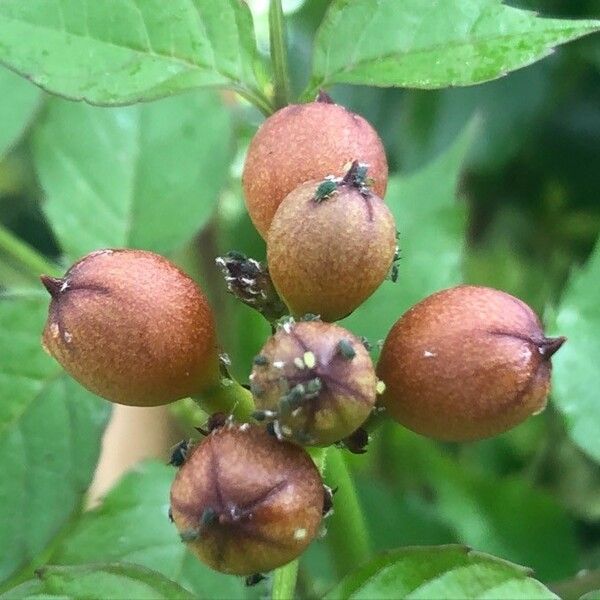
[[242, 96, 388, 238], [41, 249, 220, 407], [267, 165, 397, 322], [170, 423, 324, 575], [377, 285, 566, 442], [251, 319, 378, 446]]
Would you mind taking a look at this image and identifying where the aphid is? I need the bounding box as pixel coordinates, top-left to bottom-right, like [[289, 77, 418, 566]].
[[245, 573, 267, 587], [337, 339, 356, 360], [313, 177, 340, 203], [168, 439, 191, 467]]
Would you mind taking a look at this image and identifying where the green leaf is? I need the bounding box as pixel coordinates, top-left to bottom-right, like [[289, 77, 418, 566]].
[[305, 0, 600, 96], [3, 563, 194, 600], [32, 91, 232, 260], [0, 291, 110, 584], [0, 67, 41, 158], [0, 0, 262, 106], [325, 545, 558, 600], [552, 238, 600, 462], [341, 120, 474, 344], [49, 461, 248, 599]]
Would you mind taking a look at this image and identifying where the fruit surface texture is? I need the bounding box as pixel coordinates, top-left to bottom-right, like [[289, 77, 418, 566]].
[[251, 319, 377, 446], [243, 100, 388, 238], [377, 285, 565, 441], [267, 177, 396, 322], [170, 423, 324, 575], [41, 249, 219, 406]]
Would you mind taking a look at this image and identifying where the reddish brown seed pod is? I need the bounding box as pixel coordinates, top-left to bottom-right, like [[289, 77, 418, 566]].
[[242, 96, 388, 238], [267, 166, 397, 322], [41, 249, 220, 407], [170, 423, 324, 575], [377, 285, 566, 442], [251, 319, 378, 446]]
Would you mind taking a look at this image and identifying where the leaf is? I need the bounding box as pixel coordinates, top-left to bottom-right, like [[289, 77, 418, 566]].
[[0, 291, 111, 584], [0, 67, 41, 158], [0, 0, 261, 105], [3, 563, 194, 600], [305, 0, 600, 96], [341, 120, 474, 344], [552, 237, 600, 462], [324, 545, 558, 600], [32, 91, 232, 260], [49, 461, 248, 599], [383, 427, 578, 581]]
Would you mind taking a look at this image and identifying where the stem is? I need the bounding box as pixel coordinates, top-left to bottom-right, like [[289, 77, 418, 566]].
[[235, 86, 275, 117], [272, 560, 299, 600], [192, 377, 255, 422], [325, 447, 371, 577], [0, 222, 61, 279], [269, 0, 291, 109]]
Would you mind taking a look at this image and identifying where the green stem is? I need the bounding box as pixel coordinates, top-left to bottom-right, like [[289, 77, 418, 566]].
[[272, 560, 299, 600], [269, 0, 291, 109], [235, 86, 275, 117], [0, 222, 61, 279], [192, 376, 255, 422], [325, 447, 371, 577]]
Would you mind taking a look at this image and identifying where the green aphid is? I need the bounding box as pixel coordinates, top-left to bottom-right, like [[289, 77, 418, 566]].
[[337, 339, 356, 360], [253, 354, 269, 366], [313, 178, 339, 203], [201, 507, 218, 527]]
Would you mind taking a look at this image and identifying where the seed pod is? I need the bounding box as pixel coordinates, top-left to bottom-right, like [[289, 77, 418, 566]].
[[170, 423, 324, 575], [242, 96, 388, 238], [251, 320, 378, 446], [377, 285, 566, 442], [267, 165, 397, 322], [41, 249, 220, 407]]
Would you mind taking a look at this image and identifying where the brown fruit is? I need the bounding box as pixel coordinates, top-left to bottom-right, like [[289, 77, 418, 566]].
[[41, 249, 220, 407], [251, 319, 378, 446], [377, 285, 565, 442], [242, 97, 388, 238], [170, 423, 324, 575], [267, 167, 397, 322]]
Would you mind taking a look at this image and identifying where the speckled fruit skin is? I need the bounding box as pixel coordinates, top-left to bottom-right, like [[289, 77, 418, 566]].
[[267, 180, 396, 322], [377, 285, 565, 442], [41, 249, 220, 407], [242, 101, 388, 238], [170, 423, 324, 575], [251, 320, 377, 446]]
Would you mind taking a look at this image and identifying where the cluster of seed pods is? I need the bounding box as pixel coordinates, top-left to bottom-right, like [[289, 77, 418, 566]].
[[39, 93, 565, 580]]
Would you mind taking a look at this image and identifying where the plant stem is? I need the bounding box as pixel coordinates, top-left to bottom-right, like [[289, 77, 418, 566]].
[[193, 376, 255, 422], [235, 86, 275, 117], [269, 0, 291, 109], [0, 222, 61, 279], [325, 447, 371, 577], [272, 560, 299, 600]]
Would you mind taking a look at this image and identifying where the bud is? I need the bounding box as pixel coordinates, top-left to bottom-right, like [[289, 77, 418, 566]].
[[377, 285, 566, 441], [41, 249, 219, 407], [170, 423, 324, 575]]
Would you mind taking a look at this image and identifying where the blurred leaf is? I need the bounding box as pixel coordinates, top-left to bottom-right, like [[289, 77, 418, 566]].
[[305, 0, 600, 96], [0, 0, 261, 105], [49, 461, 249, 599], [384, 427, 578, 581], [0, 291, 110, 584], [341, 120, 474, 344], [324, 545, 558, 599], [3, 563, 194, 600], [551, 237, 600, 462], [0, 67, 41, 159], [32, 91, 232, 260], [581, 592, 600, 600]]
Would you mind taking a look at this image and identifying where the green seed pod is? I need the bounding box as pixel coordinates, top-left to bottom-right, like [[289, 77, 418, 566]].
[[251, 320, 378, 446], [377, 285, 566, 442], [267, 165, 397, 322], [243, 97, 388, 238], [170, 423, 324, 575], [41, 249, 220, 407]]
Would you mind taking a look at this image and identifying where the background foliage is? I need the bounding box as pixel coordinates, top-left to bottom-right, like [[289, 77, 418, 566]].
[[0, 0, 599, 598]]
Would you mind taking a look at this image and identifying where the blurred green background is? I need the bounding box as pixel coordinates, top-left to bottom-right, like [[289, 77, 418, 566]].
[[0, 0, 599, 598]]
